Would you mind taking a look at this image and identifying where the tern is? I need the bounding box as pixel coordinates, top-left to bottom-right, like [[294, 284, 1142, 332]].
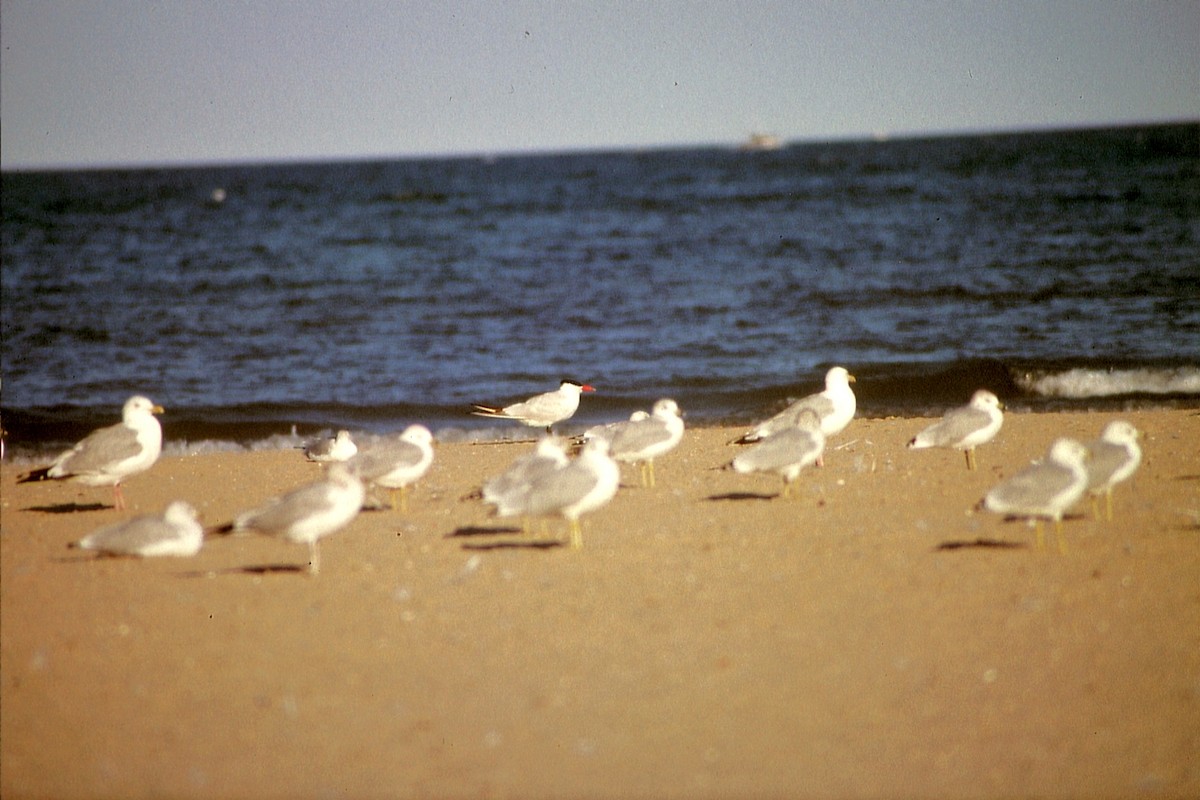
[[472, 379, 596, 433]]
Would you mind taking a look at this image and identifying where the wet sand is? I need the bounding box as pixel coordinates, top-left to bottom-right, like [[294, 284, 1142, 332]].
[[2, 410, 1198, 799]]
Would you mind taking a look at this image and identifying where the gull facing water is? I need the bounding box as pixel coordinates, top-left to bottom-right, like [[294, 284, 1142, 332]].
[[983, 438, 1089, 553], [907, 390, 1004, 470], [18, 395, 164, 510], [735, 366, 856, 444], [71, 501, 203, 558]]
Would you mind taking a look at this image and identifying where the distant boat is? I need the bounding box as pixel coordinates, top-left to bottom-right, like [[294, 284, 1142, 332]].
[[739, 133, 783, 152]]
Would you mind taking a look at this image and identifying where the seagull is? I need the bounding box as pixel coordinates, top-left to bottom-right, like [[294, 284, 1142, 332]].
[[728, 408, 826, 498], [18, 395, 164, 509], [907, 390, 1004, 470], [70, 501, 203, 558], [496, 438, 620, 549], [301, 430, 357, 463], [471, 379, 596, 432], [347, 425, 434, 512], [734, 366, 856, 444], [606, 399, 685, 488], [982, 438, 1090, 553], [1084, 420, 1142, 522], [582, 410, 650, 446], [481, 435, 570, 511], [214, 463, 365, 575]]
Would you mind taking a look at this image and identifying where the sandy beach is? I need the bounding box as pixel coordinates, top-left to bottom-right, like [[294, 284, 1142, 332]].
[[2, 409, 1198, 799]]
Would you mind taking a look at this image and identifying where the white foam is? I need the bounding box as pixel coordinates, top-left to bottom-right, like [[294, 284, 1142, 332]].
[[1018, 367, 1200, 398]]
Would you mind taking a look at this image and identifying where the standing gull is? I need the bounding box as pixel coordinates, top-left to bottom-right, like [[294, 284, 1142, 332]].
[[497, 438, 620, 549], [1084, 420, 1142, 521], [19, 395, 164, 509], [982, 438, 1089, 553], [70, 501, 203, 558], [907, 390, 1004, 470], [481, 435, 570, 511], [471, 379, 596, 433], [607, 398, 685, 488], [348, 425, 434, 512], [215, 463, 365, 575], [302, 430, 357, 463], [735, 366, 856, 444], [728, 409, 826, 498]]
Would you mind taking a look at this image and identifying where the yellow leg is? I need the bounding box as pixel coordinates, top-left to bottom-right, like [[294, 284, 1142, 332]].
[[1054, 519, 1068, 555], [645, 460, 656, 489], [308, 541, 321, 576], [568, 518, 583, 550], [965, 448, 976, 471]]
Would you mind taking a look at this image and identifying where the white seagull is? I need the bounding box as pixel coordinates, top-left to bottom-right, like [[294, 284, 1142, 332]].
[[472, 379, 596, 432], [71, 501, 203, 558], [983, 438, 1090, 553], [216, 463, 365, 575], [606, 399, 685, 488], [728, 408, 826, 498], [1083, 420, 1142, 521], [481, 435, 570, 512], [19, 395, 164, 509], [347, 424, 435, 512], [907, 390, 1004, 470], [302, 429, 357, 463], [497, 438, 620, 549], [735, 366, 856, 444]]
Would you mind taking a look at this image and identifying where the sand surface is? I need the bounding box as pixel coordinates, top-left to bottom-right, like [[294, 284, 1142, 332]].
[[2, 410, 1198, 799]]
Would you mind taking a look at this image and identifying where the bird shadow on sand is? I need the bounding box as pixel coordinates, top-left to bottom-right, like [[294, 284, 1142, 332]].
[[24, 502, 112, 514], [705, 491, 779, 502], [934, 538, 1026, 552], [447, 525, 563, 551], [176, 563, 309, 577]]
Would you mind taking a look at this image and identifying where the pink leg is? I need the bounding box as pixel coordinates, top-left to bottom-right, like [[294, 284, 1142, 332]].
[[113, 483, 126, 510]]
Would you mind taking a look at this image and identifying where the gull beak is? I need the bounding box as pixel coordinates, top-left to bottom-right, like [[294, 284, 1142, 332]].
[[581, 384, 596, 392], [152, 405, 166, 415], [847, 374, 857, 383]]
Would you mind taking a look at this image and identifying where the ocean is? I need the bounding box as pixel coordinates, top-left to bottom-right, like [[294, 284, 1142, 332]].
[[3, 123, 1198, 457]]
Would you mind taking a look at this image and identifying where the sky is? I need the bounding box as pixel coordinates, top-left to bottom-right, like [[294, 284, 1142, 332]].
[[2, 1, 1197, 169]]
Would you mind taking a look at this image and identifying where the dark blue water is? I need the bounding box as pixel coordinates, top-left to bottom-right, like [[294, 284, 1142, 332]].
[[3, 123, 1199, 454]]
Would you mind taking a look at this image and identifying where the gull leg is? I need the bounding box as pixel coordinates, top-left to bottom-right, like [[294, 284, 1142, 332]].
[[568, 518, 583, 550], [646, 460, 656, 489], [1054, 519, 1068, 555], [1090, 494, 1101, 521], [965, 448, 976, 471], [308, 540, 321, 576], [113, 483, 127, 510]]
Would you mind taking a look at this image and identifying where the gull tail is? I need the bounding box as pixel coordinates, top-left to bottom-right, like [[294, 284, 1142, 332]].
[[470, 404, 508, 419], [728, 432, 761, 445]]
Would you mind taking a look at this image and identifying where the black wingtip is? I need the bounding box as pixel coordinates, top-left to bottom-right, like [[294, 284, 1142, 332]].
[[17, 467, 53, 484]]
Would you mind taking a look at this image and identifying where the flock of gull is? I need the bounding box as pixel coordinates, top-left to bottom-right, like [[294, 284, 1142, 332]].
[[17, 367, 1143, 573]]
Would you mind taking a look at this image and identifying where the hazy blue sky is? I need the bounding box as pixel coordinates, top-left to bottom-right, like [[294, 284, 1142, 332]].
[[2, 1, 1197, 168]]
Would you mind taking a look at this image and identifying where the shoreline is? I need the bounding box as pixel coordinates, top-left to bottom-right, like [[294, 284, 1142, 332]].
[[3, 409, 1198, 798]]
